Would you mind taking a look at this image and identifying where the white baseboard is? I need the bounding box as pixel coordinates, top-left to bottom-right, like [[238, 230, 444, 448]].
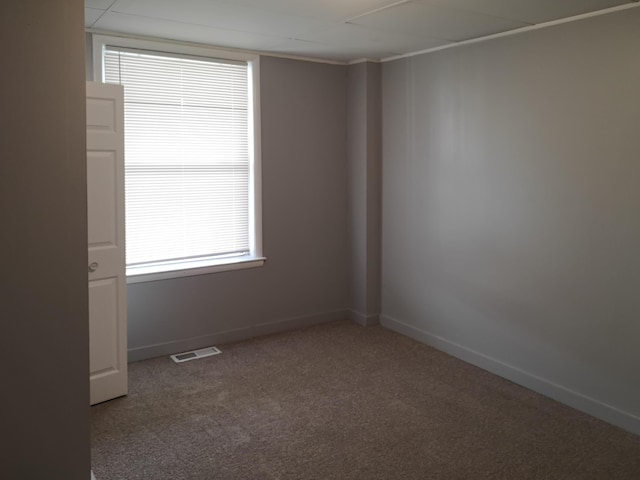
[[91, 471, 96, 480], [128, 309, 349, 362], [349, 310, 380, 327], [380, 314, 640, 436]]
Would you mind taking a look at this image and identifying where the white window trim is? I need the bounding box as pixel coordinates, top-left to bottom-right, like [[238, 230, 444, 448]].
[[126, 256, 266, 284], [92, 34, 264, 283]]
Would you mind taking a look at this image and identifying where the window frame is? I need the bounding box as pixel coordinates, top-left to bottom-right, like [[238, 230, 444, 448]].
[[92, 34, 264, 284]]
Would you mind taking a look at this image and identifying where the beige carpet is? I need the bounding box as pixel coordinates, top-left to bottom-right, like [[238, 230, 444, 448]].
[[91, 320, 640, 479]]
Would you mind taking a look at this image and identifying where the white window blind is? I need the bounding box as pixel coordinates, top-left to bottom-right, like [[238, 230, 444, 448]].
[[103, 47, 250, 271]]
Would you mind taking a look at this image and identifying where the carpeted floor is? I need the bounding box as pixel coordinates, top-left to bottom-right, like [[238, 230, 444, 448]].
[[91, 320, 640, 479]]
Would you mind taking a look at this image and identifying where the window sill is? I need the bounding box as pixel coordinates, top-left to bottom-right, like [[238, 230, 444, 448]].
[[126, 256, 266, 284]]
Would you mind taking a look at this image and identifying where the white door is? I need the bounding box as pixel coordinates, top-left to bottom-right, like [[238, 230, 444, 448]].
[[87, 81, 128, 405]]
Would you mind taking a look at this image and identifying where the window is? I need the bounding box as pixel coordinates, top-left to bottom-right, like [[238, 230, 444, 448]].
[[93, 35, 263, 282]]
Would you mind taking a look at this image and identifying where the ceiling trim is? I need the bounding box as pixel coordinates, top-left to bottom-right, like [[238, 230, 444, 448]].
[[348, 58, 380, 65], [381, 2, 640, 63]]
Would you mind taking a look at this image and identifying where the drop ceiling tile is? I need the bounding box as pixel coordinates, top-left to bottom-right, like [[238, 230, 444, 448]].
[[419, 0, 630, 24], [85, 8, 104, 27], [351, 1, 529, 42], [297, 23, 451, 55], [110, 0, 326, 38], [88, 0, 633, 63], [270, 38, 396, 62], [92, 12, 287, 51], [217, 0, 403, 22], [85, 0, 115, 10]]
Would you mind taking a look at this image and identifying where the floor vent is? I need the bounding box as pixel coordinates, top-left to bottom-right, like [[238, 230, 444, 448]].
[[170, 346, 222, 364]]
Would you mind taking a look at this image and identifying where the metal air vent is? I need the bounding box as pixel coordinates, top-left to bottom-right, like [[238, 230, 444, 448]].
[[170, 346, 222, 363]]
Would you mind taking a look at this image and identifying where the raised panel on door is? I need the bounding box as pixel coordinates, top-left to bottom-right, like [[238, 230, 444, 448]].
[[87, 151, 117, 248], [89, 278, 119, 375]]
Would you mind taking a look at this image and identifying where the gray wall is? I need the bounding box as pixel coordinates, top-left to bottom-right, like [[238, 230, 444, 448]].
[[86, 32, 94, 80], [1, 1, 90, 478], [128, 56, 349, 359], [347, 62, 382, 325], [381, 9, 640, 434]]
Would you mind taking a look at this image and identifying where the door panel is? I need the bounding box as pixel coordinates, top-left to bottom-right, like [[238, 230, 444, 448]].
[[87, 151, 117, 247], [89, 278, 118, 375], [87, 81, 127, 405]]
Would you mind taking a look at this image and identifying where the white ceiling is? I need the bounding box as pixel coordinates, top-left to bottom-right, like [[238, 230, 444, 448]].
[[85, 0, 636, 63]]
